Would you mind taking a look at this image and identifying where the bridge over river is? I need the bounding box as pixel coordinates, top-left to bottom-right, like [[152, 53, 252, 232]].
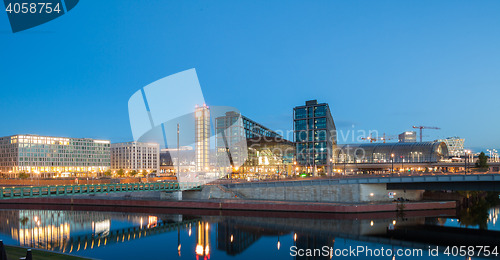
[[0, 182, 201, 200]]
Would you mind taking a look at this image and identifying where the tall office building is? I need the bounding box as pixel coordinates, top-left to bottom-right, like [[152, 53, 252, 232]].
[[195, 104, 211, 172], [293, 100, 336, 175], [398, 131, 417, 143], [111, 141, 160, 172], [0, 134, 110, 178]]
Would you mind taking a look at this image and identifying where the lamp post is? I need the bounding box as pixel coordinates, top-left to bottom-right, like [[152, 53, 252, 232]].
[[464, 150, 469, 174], [343, 153, 347, 175], [391, 153, 395, 177], [467, 150, 472, 174], [293, 161, 297, 177], [330, 158, 333, 177], [401, 156, 404, 175]]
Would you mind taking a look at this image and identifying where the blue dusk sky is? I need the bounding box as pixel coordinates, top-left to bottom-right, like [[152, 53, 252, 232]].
[[0, 0, 499, 150]]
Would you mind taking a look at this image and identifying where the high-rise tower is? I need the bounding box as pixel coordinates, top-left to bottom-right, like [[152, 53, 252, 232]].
[[195, 104, 210, 172], [293, 100, 336, 175]]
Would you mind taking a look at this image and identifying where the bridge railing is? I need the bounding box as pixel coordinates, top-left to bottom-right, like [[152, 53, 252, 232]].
[[0, 182, 201, 200]]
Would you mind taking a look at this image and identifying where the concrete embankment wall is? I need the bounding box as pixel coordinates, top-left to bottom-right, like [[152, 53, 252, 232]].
[[1, 197, 457, 213], [205, 183, 424, 203], [33, 183, 423, 203]]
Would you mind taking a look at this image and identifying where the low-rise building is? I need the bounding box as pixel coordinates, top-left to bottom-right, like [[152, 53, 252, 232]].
[[398, 131, 417, 143], [111, 141, 160, 173], [0, 134, 110, 178]]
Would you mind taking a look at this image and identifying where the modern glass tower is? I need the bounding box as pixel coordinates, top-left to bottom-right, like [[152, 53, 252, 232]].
[[293, 100, 336, 175]]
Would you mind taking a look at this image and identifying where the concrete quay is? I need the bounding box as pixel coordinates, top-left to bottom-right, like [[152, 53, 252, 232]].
[[0, 196, 456, 213]]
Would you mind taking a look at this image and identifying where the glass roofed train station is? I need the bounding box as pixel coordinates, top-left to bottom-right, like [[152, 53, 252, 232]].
[[332, 141, 450, 174], [334, 142, 449, 164]]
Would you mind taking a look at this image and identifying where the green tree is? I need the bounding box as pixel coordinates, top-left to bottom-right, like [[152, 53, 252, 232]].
[[104, 170, 112, 177], [18, 172, 29, 179], [117, 169, 124, 177], [476, 152, 489, 169], [129, 170, 138, 177]]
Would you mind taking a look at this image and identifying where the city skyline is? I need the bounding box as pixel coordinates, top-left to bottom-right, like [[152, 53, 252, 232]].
[[1, 2, 499, 260], [1, 1, 500, 150]]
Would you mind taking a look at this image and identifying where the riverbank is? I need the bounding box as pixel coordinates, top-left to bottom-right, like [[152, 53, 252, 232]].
[[0, 177, 175, 187], [4, 245, 90, 260], [0, 197, 456, 213]]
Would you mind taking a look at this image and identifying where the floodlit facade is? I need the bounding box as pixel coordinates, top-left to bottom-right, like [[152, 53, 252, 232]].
[[0, 135, 110, 178], [111, 141, 160, 173], [334, 142, 449, 164], [195, 104, 211, 172], [294, 100, 337, 175], [437, 137, 465, 157], [235, 136, 295, 179], [215, 111, 282, 169]]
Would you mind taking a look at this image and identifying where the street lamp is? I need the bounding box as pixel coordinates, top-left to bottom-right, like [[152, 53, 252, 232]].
[[343, 153, 347, 176], [293, 161, 297, 176], [464, 150, 471, 174], [401, 156, 404, 174], [391, 153, 395, 177]]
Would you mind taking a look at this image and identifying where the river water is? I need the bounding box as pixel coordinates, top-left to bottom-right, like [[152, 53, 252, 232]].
[[0, 205, 498, 259]]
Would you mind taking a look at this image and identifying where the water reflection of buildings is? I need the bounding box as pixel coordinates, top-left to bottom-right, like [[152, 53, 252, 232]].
[[0, 209, 186, 252], [215, 220, 292, 256], [295, 234, 335, 259], [2, 208, 493, 258], [488, 207, 499, 226], [216, 222, 261, 255], [196, 221, 210, 260], [0, 210, 110, 251]]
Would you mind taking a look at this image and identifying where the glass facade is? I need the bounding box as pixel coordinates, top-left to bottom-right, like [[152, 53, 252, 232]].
[[437, 137, 464, 157], [294, 100, 336, 174], [333, 142, 449, 164], [215, 112, 282, 171], [236, 137, 295, 179], [0, 135, 110, 178]]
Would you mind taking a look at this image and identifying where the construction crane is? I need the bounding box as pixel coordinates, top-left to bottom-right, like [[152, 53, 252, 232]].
[[379, 133, 397, 143], [412, 126, 441, 142], [361, 134, 377, 143], [361, 133, 397, 143]]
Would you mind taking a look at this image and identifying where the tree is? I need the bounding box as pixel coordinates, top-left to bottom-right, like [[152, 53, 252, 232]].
[[18, 172, 29, 179], [104, 170, 112, 177], [476, 152, 489, 170], [117, 169, 125, 177], [129, 170, 138, 177]]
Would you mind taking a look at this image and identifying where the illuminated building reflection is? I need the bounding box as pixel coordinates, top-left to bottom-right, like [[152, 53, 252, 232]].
[[196, 221, 210, 260], [0, 209, 192, 253]]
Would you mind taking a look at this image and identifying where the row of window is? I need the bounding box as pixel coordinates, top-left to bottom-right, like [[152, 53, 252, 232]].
[[295, 117, 327, 131], [295, 130, 328, 142], [295, 105, 327, 119]]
